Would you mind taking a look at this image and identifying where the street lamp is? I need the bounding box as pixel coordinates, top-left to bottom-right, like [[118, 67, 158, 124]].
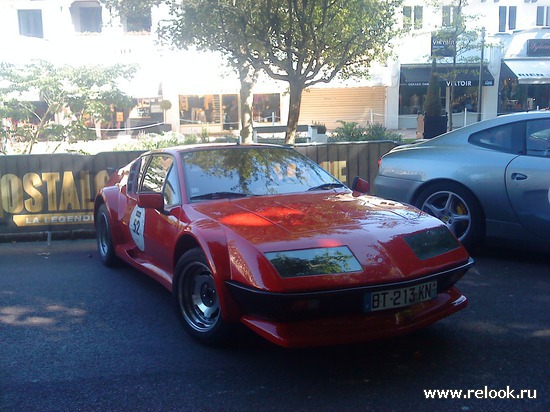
[[477, 27, 486, 122]]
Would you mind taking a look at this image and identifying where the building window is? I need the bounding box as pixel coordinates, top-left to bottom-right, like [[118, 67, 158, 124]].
[[80, 7, 102, 32], [536, 6, 550, 26], [70, 2, 102, 33], [403, 6, 423, 31], [509, 6, 517, 31], [124, 10, 152, 33], [442, 6, 457, 27], [498, 6, 517, 32], [414, 6, 423, 30], [403, 6, 412, 31], [499, 7, 506, 32], [18, 9, 43, 38]]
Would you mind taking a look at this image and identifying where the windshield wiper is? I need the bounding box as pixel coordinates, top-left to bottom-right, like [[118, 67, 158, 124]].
[[190, 191, 250, 201], [308, 183, 345, 191]]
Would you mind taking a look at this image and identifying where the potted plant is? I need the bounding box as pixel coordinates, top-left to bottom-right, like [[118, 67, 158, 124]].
[[422, 60, 448, 139]]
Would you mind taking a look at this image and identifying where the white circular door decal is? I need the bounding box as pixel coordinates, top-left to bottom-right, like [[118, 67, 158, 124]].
[[130, 205, 146, 251]]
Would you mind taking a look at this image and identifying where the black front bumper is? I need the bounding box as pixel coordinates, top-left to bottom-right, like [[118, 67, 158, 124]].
[[226, 258, 474, 321]]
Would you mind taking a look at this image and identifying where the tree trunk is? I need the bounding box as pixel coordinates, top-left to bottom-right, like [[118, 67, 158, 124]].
[[238, 64, 257, 144], [285, 80, 305, 145]]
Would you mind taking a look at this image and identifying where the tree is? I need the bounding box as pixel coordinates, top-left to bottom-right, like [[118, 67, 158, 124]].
[[159, 0, 402, 145], [0, 60, 136, 153], [430, 0, 482, 130]]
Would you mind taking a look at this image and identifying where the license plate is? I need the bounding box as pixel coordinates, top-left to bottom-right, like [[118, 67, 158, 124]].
[[365, 281, 438, 312]]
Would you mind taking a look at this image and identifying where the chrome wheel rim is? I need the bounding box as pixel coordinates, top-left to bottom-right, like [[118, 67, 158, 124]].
[[179, 262, 220, 333], [421, 191, 471, 242]]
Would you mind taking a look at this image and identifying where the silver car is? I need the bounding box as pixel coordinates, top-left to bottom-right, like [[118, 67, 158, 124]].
[[374, 111, 550, 250]]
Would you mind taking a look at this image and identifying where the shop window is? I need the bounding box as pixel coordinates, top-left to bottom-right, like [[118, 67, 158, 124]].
[[134, 98, 163, 118], [222, 95, 239, 129], [253, 94, 281, 123], [18, 9, 43, 38], [399, 86, 426, 115], [179, 95, 221, 126], [124, 10, 152, 33], [451, 86, 479, 113]]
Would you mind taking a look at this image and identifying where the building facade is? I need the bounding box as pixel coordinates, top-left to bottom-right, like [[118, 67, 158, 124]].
[[1, 0, 549, 135]]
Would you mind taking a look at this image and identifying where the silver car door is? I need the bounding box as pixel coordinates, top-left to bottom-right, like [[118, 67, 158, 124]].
[[505, 119, 550, 240]]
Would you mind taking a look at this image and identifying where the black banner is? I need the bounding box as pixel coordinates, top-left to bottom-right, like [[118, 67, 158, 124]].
[[0, 152, 141, 235]]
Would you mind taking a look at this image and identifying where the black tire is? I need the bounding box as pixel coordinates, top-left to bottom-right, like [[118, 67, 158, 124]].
[[415, 182, 484, 249], [96, 204, 119, 266], [174, 248, 230, 345]]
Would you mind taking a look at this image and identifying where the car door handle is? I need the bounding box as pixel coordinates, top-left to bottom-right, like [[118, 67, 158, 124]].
[[511, 173, 527, 181]]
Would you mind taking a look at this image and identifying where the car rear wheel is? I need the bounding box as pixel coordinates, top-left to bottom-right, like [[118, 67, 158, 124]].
[[415, 183, 484, 249], [175, 248, 230, 344], [96, 204, 118, 266]]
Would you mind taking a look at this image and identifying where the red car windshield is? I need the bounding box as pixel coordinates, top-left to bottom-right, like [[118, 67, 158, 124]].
[[181, 146, 343, 201]]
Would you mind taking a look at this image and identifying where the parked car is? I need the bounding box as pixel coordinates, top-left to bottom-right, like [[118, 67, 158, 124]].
[[374, 111, 550, 250], [95, 144, 473, 348]]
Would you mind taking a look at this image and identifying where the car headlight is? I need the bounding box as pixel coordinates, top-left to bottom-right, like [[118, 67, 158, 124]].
[[265, 246, 362, 278], [404, 226, 460, 260]]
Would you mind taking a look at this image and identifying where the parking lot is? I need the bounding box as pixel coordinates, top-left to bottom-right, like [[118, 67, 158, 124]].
[[1, 239, 548, 411]]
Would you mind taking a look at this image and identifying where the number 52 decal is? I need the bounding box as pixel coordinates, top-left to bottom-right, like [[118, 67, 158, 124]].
[[130, 205, 146, 251]]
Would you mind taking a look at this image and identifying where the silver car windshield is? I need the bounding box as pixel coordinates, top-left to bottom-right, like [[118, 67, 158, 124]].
[[181, 147, 343, 201]]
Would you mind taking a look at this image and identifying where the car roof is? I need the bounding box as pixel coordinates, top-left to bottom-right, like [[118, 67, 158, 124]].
[[145, 142, 291, 156]]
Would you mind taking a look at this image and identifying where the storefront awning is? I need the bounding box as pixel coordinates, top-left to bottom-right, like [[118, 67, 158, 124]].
[[400, 64, 495, 87], [502, 59, 550, 84]]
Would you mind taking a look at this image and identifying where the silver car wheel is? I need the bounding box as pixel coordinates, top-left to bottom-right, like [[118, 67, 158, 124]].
[[178, 259, 220, 333], [421, 191, 472, 242]]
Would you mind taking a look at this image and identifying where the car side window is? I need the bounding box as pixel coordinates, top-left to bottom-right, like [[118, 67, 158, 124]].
[[140, 155, 181, 207], [127, 158, 142, 194], [469, 122, 524, 154], [526, 119, 550, 158]]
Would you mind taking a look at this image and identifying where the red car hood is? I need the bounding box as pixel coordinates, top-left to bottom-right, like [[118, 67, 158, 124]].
[[193, 191, 419, 240], [192, 192, 469, 288]]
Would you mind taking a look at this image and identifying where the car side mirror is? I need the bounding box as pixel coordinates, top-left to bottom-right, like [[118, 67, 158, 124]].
[[351, 176, 370, 194], [137, 192, 164, 210]]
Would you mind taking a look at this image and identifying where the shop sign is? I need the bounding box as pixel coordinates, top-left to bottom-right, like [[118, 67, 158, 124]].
[[527, 39, 550, 57], [431, 34, 456, 57]]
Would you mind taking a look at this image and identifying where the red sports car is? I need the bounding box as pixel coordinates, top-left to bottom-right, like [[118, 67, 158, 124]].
[[94, 144, 473, 348]]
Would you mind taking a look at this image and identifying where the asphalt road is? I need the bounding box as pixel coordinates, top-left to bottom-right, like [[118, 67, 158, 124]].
[[1, 239, 548, 412]]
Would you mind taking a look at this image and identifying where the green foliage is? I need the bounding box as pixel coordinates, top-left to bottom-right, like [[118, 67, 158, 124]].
[[113, 132, 202, 151], [159, 0, 403, 145], [330, 121, 402, 142], [0, 60, 136, 153]]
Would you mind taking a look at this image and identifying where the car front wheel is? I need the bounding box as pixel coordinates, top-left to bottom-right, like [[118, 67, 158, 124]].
[[415, 183, 484, 249], [174, 248, 230, 344]]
